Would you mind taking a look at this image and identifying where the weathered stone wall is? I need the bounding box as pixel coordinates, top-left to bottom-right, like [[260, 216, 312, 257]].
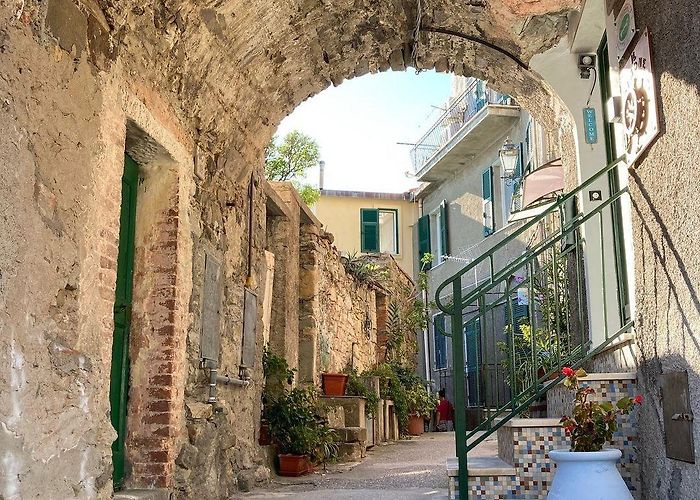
[[0, 0, 593, 497], [625, 1, 700, 498]]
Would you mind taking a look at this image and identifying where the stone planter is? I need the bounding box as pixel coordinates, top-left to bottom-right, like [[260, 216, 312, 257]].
[[321, 373, 348, 396], [278, 454, 312, 477], [407, 414, 425, 436], [547, 449, 633, 500]]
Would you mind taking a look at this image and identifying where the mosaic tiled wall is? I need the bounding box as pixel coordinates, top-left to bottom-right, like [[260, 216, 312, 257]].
[[547, 376, 640, 499]]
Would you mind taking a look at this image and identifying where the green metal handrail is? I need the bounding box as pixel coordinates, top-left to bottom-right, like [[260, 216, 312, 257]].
[[436, 157, 633, 499]]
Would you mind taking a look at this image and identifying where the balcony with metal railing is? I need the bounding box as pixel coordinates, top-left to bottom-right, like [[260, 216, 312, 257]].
[[410, 80, 520, 182]]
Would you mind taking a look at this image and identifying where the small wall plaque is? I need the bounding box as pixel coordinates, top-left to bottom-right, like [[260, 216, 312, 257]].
[[661, 370, 696, 463], [201, 252, 222, 363]]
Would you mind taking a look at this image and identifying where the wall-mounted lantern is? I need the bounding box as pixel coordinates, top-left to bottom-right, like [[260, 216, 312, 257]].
[[499, 138, 519, 184]]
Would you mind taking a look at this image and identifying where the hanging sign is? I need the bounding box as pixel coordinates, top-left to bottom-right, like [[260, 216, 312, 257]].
[[583, 107, 598, 144], [619, 29, 659, 164], [614, 0, 637, 61]]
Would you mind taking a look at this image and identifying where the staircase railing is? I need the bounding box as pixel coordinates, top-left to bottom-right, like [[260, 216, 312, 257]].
[[434, 158, 634, 499]]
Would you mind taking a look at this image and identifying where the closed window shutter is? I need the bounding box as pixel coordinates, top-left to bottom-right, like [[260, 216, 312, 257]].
[[434, 314, 447, 369], [506, 297, 529, 335], [418, 214, 431, 270], [482, 168, 494, 236], [464, 318, 481, 406], [360, 208, 379, 252], [439, 200, 450, 256]]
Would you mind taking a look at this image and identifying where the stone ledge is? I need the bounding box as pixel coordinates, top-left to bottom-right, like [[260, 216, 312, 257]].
[[503, 417, 561, 428], [446, 457, 516, 477], [113, 489, 171, 500], [552, 372, 637, 383]]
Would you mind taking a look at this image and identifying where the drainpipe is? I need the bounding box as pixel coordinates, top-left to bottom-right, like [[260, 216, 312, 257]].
[[418, 197, 432, 386], [206, 361, 251, 404]]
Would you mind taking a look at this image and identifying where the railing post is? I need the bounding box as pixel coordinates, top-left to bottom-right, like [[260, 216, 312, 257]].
[[451, 279, 469, 499]]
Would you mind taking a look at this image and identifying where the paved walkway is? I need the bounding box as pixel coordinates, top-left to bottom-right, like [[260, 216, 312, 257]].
[[238, 432, 497, 500]]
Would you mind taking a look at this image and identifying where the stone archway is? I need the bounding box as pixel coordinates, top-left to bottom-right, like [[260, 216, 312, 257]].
[[99, 0, 581, 167]]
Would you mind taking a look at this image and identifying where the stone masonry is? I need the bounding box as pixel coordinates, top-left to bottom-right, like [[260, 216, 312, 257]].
[[2, 0, 700, 499]]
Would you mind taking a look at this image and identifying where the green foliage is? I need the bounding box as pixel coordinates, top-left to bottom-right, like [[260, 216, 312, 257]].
[[406, 383, 439, 418], [560, 368, 641, 452], [263, 351, 339, 462], [340, 252, 388, 284], [266, 386, 340, 461], [294, 181, 321, 206], [497, 321, 559, 396], [366, 362, 435, 434], [265, 130, 321, 206], [262, 345, 296, 405], [344, 368, 380, 417]]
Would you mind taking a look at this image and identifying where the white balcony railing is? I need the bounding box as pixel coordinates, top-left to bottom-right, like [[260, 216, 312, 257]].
[[410, 80, 514, 174]]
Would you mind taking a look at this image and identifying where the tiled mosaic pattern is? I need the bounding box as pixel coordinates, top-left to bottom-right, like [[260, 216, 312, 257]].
[[547, 377, 640, 499], [463, 475, 541, 499]]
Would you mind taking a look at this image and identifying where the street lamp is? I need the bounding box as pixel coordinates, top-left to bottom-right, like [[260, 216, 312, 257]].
[[499, 138, 519, 184]]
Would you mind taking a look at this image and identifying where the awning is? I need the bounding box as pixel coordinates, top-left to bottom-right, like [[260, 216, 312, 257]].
[[508, 158, 565, 222]]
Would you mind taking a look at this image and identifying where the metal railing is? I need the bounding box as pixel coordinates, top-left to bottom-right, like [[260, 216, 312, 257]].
[[434, 158, 634, 499], [410, 81, 514, 174]]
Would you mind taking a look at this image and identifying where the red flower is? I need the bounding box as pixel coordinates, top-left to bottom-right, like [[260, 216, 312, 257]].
[[634, 395, 643, 405], [562, 367, 575, 377]]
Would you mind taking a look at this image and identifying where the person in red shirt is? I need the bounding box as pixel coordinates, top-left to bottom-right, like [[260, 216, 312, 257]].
[[436, 389, 454, 431]]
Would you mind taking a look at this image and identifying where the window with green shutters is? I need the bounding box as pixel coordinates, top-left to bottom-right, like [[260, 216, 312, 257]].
[[360, 208, 380, 252], [482, 167, 494, 236], [417, 214, 431, 270], [439, 200, 450, 260], [433, 314, 448, 370]]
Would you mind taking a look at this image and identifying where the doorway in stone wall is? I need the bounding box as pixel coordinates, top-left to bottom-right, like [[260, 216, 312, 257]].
[[109, 153, 139, 489]]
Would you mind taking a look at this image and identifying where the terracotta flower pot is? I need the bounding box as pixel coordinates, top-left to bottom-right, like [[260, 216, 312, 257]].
[[321, 373, 348, 396], [278, 454, 312, 477], [407, 413, 425, 436]]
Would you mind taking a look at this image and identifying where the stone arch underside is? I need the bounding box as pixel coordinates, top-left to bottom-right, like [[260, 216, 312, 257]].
[[101, 0, 583, 168]]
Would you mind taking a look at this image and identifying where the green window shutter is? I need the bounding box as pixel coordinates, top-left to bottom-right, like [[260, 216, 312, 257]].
[[439, 200, 450, 256], [360, 208, 379, 252], [516, 143, 524, 178], [434, 314, 447, 370], [506, 297, 529, 335], [417, 214, 431, 270], [482, 167, 494, 236]]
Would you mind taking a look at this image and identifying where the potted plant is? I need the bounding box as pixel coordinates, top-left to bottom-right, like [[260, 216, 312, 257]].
[[321, 372, 349, 396], [406, 384, 438, 436], [261, 347, 296, 446], [267, 387, 339, 476], [548, 367, 642, 499]]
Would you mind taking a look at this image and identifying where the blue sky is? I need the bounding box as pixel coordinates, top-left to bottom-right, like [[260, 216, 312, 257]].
[[275, 70, 453, 193]]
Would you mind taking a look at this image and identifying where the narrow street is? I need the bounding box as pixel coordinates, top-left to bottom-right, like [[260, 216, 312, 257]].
[[240, 432, 497, 500]]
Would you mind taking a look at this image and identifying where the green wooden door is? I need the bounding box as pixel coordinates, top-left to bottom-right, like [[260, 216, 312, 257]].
[[109, 154, 139, 488]]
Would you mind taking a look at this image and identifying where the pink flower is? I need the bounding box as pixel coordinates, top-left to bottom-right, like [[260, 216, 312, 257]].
[[561, 367, 575, 377], [634, 395, 643, 405]]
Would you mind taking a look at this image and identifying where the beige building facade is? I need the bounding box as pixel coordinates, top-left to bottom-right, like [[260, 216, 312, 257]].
[[314, 190, 419, 277]]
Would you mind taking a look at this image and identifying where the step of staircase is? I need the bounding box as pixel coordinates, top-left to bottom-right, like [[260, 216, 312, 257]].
[[446, 372, 640, 499]]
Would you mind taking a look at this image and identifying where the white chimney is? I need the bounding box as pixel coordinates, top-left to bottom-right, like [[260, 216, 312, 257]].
[[319, 160, 325, 191]]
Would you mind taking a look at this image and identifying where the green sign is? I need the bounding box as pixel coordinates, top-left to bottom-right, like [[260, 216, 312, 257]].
[[618, 13, 631, 42]]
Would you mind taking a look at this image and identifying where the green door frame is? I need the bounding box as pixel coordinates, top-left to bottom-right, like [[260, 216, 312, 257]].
[[598, 35, 632, 324], [109, 154, 139, 488]]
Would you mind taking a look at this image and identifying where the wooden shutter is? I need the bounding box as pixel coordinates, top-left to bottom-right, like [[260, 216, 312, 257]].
[[482, 167, 494, 236], [506, 297, 529, 335], [439, 200, 450, 256], [464, 318, 481, 406], [360, 208, 379, 252], [417, 214, 431, 270], [433, 314, 447, 370]]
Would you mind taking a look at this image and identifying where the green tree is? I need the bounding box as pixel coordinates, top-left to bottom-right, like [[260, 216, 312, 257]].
[[265, 131, 321, 206]]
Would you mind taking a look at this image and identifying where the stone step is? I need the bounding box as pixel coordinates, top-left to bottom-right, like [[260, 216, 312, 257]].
[[446, 456, 517, 500], [113, 489, 171, 500]]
